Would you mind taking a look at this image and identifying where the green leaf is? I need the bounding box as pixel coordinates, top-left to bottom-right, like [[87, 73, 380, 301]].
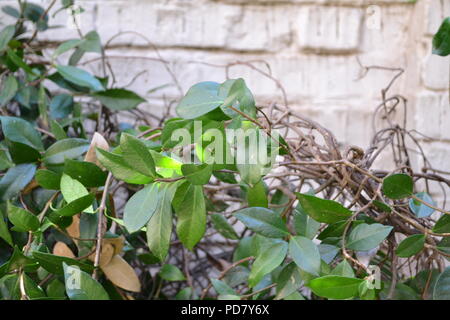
[[50, 120, 67, 140], [249, 240, 288, 287], [93, 89, 146, 111], [293, 201, 320, 239], [79, 31, 102, 53], [210, 214, 239, 240], [234, 207, 289, 238], [176, 82, 224, 119], [219, 78, 256, 119], [175, 184, 206, 250], [433, 214, 450, 234], [8, 141, 41, 164], [211, 279, 236, 296], [275, 262, 303, 300], [120, 133, 156, 178], [181, 163, 212, 185], [60, 174, 94, 213], [124, 183, 160, 233], [0, 116, 43, 151], [289, 236, 321, 276], [43, 138, 89, 165], [382, 174, 413, 199], [433, 17, 450, 56], [246, 180, 268, 208], [56, 65, 104, 92], [395, 234, 426, 258], [46, 278, 66, 299], [35, 169, 61, 190], [96, 148, 152, 184], [175, 287, 193, 300], [7, 202, 40, 232], [63, 263, 109, 300], [0, 25, 15, 52], [347, 223, 393, 251], [33, 251, 93, 276], [50, 94, 73, 119], [309, 275, 363, 299], [159, 264, 186, 281], [146, 183, 178, 261], [331, 260, 355, 278], [434, 267, 450, 299], [409, 192, 435, 218], [55, 194, 95, 217], [0, 210, 13, 245], [0, 75, 18, 107], [64, 159, 107, 188], [0, 163, 36, 201], [296, 193, 352, 224], [53, 39, 84, 57]]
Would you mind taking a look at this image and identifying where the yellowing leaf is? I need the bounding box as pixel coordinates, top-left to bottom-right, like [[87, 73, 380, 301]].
[[53, 241, 75, 258], [85, 132, 109, 167]]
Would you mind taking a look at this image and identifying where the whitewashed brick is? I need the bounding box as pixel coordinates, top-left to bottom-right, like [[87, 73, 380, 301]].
[[296, 6, 363, 53], [426, 0, 450, 36], [414, 92, 450, 140], [422, 53, 450, 91]]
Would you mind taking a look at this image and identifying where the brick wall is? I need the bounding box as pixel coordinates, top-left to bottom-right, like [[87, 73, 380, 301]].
[[1, 0, 449, 204]]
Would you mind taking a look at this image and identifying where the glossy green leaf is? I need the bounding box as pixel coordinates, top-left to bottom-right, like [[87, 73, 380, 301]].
[[433, 214, 450, 234], [176, 82, 223, 119], [395, 234, 425, 258], [0, 116, 43, 151], [181, 163, 212, 185], [211, 279, 236, 296], [159, 264, 186, 281], [93, 89, 146, 111], [275, 262, 303, 300], [249, 240, 287, 287], [433, 267, 450, 299], [124, 183, 160, 233], [409, 192, 435, 218], [293, 202, 320, 239], [331, 260, 355, 278], [0, 25, 15, 52], [63, 263, 109, 300], [289, 236, 321, 276], [210, 214, 239, 240], [309, 275, 363, 299], [234, 207, 289, 238], [0, 163, 36, 201], [56, 65, 104, 92], [53, 39, 84, 57], [50, 94, 73, 119], [33, 251, 93, 276], [296, 193, 352, 224], [79, 31, 102, 53], [120, 133, 156, 178], [43, 138, 89, 165], [0, 210, 13, 245], [0, 76, 18, 107], [55, 194, 95, 217], [7, 202, 40, 232], [96, 148, 152, 184], [50, 120, 67, 140], [35, 169, 61, 190], [146, 183, 178, 262], [175, 184, 206, 250], [64, 159, 107, 188], [382, 174, 413, 200], [433, 17, 450, 56], [347, 223, 393, 251]]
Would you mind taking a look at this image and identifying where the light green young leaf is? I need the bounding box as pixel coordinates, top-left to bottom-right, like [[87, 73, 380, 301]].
[[60, 174, 94, 213], [309, 275, 363, 300]]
